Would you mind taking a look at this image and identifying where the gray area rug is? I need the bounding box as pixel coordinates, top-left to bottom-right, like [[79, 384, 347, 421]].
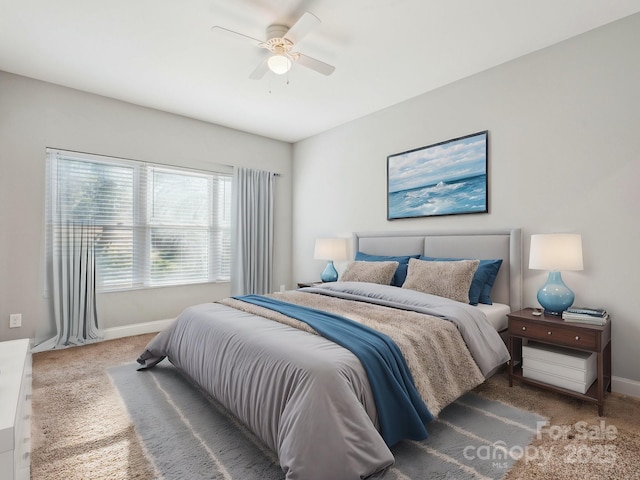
[[109, 362, 545, 479]]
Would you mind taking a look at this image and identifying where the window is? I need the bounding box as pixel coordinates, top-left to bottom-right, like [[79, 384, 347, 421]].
[[46, 149, 231, 292]]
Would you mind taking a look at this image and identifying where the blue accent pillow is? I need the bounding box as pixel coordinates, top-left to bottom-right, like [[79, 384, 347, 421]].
[[478, 259, 503, 305], [419, 256, 503, 305], [355, 252, 421, 287]]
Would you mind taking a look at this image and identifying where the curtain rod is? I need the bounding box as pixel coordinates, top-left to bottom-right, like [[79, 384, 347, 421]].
[[46, 147, 283, 176], [46, 147, 232, 171]]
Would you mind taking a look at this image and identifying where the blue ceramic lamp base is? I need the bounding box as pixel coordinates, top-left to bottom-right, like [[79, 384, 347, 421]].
[[537, 271, 575, 316], [320, 261, 339, 282]]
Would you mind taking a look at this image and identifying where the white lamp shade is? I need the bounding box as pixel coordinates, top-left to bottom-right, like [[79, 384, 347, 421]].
[[529, 234, 584, 271], [267, 54, 292, 75], [314, 238, 349, 261]]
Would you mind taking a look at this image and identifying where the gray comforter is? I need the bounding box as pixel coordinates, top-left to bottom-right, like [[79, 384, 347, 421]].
[[137, 283, 509, 480]]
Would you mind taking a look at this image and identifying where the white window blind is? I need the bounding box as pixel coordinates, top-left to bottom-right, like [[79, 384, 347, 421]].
[[46, 149, 231, 292]]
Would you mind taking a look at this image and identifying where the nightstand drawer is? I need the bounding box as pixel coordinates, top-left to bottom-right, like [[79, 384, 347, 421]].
[[509, 318, 597, 350]]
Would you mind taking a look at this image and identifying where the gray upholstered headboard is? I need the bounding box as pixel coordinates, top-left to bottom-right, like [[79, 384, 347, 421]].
[[352, 229, 522, 312]]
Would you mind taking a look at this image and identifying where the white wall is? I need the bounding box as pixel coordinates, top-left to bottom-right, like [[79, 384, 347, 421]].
[[0, 72, 292, 343], [293, 14, 640, 383]]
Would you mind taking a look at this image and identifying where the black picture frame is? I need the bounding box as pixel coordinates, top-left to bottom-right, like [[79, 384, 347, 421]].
[[387, 130, 488, 220]]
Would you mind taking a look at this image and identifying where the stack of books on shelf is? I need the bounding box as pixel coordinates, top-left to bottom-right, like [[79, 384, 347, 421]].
[[562, 307, 609, 325]]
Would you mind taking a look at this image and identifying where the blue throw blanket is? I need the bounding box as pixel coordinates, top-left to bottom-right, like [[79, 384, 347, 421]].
[[234, 294, 433, 446]]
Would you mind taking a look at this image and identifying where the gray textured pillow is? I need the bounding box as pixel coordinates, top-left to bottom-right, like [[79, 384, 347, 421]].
[[340, 260, 399, 285], [402, 258, 480, 303]]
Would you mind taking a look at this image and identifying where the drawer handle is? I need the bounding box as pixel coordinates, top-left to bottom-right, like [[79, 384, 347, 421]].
[[521, 326, 527, 331], [547, 331, 552, 335], [575, 336, 580, 341]]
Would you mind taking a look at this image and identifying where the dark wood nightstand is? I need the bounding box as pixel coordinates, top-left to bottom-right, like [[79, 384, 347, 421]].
[[507, 308, 612, 416], [297, 281, 323, 288]]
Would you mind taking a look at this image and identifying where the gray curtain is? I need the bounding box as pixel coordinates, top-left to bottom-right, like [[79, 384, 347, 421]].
[[37, 222, 102, 351], [231, 167, 276, 295]]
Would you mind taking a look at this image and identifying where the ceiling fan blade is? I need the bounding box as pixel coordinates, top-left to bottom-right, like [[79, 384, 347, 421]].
[[283, 11, 320, 44], [249, 58, 269, 80], [295, 53, 335, 76], [211, 25, 263, 45]]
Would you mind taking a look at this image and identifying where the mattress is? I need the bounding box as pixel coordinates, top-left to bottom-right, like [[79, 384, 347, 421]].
[[476, 302, 511, 331]]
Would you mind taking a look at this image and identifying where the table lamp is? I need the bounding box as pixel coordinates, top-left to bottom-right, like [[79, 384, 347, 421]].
[[529, 233, 583, 315], [314, 238, 349, 282]]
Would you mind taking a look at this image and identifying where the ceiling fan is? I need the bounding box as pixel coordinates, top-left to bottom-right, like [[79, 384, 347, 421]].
[[212, 11, 335, 79]]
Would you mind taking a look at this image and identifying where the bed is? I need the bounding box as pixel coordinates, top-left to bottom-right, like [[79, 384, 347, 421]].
[[137, 228, 522, 480]]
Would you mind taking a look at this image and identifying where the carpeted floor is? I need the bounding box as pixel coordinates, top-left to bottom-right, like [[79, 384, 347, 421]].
[[31, 334, 640, 479]]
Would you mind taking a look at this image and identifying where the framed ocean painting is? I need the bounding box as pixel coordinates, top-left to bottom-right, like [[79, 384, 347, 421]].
[[387, 131, 488, 220]]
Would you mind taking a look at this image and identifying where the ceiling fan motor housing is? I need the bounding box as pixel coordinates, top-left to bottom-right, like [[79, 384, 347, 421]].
[[262, 25, 294, 55], [266, 25, 289, 40]]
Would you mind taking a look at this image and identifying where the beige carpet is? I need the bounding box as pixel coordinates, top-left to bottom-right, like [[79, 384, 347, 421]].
[[31, 334, 640, 479], [31, 334, 158, 480]]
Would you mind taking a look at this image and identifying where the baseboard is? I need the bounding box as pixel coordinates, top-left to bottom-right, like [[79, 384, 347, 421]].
[[612, 376, 640, 400], [102, 318, 174, 341]]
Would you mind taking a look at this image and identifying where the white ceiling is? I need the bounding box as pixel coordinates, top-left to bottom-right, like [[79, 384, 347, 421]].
[[1, 0, 639, 143]]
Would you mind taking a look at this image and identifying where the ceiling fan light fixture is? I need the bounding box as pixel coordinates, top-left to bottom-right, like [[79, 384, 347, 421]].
[[267, 54, 292, 75]]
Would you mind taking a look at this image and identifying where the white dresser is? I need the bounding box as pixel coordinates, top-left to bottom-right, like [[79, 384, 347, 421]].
[[0, 339, 31, 480]]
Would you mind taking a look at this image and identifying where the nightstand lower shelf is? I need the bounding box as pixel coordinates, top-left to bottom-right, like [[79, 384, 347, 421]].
[[510, 362, 611, 407]]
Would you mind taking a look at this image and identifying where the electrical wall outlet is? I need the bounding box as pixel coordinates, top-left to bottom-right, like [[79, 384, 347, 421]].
[[9, 313, 22, 328]]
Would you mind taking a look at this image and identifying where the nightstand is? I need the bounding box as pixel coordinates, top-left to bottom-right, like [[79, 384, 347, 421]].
[[507, 308, 612, 416], [297, 281, 323, 288]]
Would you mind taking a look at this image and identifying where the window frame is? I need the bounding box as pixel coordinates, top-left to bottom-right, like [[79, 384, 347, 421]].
[[45, 148, 232, 293]]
